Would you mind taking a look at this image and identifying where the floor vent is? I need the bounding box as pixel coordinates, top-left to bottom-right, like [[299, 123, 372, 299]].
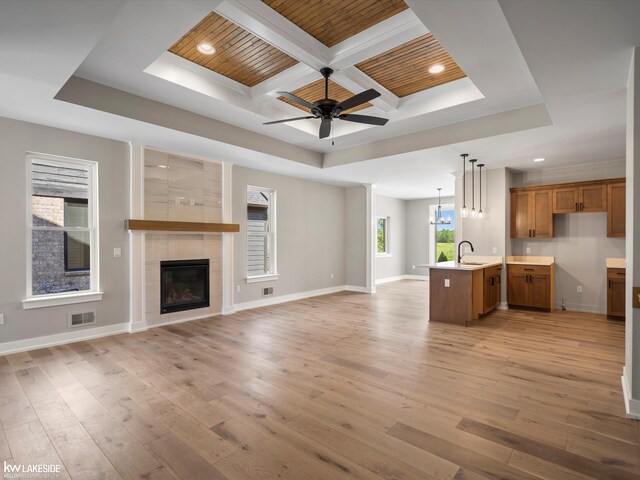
[[263, 287, 274, 297], [69, 311, 96, 328]]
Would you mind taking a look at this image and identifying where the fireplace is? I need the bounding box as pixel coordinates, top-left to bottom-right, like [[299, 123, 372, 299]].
[[160, 259, 210, 314]]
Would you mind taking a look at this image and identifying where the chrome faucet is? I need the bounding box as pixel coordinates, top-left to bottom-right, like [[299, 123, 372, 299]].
[[457, 240, 474, 264]]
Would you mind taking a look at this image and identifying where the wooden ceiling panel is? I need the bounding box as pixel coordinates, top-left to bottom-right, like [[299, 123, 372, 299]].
[[279, 79, 370, 113], [262, 0, 409, 47], [169, 12, 298, 87], [355, 33, 467, 98]]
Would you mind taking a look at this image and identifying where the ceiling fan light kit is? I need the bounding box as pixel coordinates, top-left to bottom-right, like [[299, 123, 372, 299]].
[[264, 67, 389, 139]]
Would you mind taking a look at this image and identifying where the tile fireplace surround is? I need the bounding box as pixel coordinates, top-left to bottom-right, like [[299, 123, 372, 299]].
[[129, 147, 229, 331]]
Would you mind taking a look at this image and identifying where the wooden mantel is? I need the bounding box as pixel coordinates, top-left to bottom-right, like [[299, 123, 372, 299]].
[[126, 219, 240, 233]]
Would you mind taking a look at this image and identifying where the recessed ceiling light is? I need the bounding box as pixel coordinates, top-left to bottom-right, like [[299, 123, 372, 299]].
[[428, 64, 445, 74], [533, 157, 545, 162], [197, 43, 215, 55]]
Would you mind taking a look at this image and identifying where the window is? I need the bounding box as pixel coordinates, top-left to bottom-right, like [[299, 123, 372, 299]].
[[25, 153, 100, 308], [246, 186, 277, 282], [376, 217, 390, 256], [429, 204, 455, 263]]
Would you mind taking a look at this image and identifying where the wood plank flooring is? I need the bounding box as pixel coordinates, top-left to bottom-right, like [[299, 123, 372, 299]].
[[0, 280, 637, 480]]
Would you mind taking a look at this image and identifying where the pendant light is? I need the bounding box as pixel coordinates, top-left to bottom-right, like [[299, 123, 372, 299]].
[[430, 188, 451, 225], [477, 163, 485, 219], [469, 158, 477, 219], [459, 154, 469, 218]]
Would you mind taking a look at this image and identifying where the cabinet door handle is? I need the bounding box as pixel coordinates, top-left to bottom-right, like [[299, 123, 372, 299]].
[[608, 279, 611, 289], [533, 229, 535, 236], [497, 275, 501, 284], [490, 277, 495, 286], [575, 202, 578, 211]]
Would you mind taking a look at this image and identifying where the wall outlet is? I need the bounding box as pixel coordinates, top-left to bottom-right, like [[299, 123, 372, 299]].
[[0, 314, 4, 325], [444, 279, 450, 287], [236, 285, 240, 293], [492, 247, 498, 254], [175, 196, 184, 205], [526, 247, 531, 254], [412, 265, 416, 270], [577, 285, 583, 293], [331, 273, 334, 279], [113, 247, 121, 258], [189, 198, 195, 206]]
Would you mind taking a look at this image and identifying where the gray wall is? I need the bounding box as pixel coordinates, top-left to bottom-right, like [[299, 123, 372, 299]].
[[232, 166, 346, 304], [511, 163, 626, 313], [375, 194, 406, 280], [0, 116, 130, 343], [345, 186, 367, 288], [405, 195, 454, 276]]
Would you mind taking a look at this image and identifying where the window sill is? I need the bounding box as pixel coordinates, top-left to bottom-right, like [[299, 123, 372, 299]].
[[246, 274, 279, 284], [376, 253, 392, 258], [22, 291, 104, 310]]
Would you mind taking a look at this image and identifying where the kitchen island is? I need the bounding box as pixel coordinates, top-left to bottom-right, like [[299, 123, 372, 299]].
[[419, 256, 503, 326]]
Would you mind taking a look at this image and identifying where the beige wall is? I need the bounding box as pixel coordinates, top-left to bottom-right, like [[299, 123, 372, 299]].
[[375, 195, 406, 280], [232, 166, 347, 305], [0, 116, 130, 343]]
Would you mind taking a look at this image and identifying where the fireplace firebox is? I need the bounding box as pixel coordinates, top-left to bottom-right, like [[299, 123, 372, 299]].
[[160, 259, 209, 314]]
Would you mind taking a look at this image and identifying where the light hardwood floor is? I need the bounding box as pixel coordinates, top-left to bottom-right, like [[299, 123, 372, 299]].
[[0, 280, 638, 480]]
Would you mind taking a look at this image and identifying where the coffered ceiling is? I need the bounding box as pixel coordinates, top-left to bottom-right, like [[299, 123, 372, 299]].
[[3, 0, 638, 199]]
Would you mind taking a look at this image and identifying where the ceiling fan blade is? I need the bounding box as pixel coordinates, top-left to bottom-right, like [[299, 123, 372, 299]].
[[338, 114, 389, 126], [335, 89, 381, 112], [319, 119, 332, 139], [263, 116, 315, 125], [277, 91, 316, 111]]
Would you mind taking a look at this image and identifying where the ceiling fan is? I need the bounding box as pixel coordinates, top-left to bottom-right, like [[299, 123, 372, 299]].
[[263, 67, 389, 139]]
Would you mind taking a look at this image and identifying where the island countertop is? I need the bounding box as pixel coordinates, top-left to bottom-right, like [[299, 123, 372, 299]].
[[417, 256, 503, 271], [606, 257, 625, 269], [506, 256, 555, 266]]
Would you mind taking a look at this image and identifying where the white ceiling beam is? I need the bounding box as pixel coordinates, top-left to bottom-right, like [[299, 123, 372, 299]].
[[218, 0, 330, 69], [330, 10, 428, 69], [332, 67, 399, 112], [251, 64, 319, 103]]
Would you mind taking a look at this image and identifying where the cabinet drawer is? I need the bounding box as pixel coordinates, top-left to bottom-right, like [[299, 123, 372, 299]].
[[508, 264, 550, 276], [607, 268, 626, 279]]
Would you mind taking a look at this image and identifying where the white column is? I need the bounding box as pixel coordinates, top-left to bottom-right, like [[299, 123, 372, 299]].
[[221, 162, 235, 314], [365, 184, 376, 293], [129, 144, 147, 332], [623, 46, 640, 419]]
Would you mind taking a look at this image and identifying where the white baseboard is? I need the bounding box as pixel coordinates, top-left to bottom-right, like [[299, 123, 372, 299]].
[[376, 274, 428, 284], [345, 285, 372, 293], [0, 323, 129, 356], [403, 274, 428, 281], [622, 367, 640, 419], [554, 302, 605, 315], [234, 285, 347, 312]]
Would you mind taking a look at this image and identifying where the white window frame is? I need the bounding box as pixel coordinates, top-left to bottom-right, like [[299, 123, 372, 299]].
[[246, 185, 278, 283], [23, 152, 102, 309], [376, 216, 391, 257]]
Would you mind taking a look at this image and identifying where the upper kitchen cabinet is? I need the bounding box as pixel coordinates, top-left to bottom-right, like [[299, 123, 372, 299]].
[[552, 183, 607, 213], [511, 178, 625, 238], [510, 189, 553, 238], [607, 182, 626, 237]]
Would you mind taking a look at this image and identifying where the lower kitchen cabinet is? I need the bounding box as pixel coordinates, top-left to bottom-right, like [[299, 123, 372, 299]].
[[607, 268, 625, 318], [507, 264, 554, 311]]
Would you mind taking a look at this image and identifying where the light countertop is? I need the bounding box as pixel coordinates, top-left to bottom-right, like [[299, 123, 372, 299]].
[[506, 256, 555, 266], [606, 257, 626, 269], [417, 256, 502, 272]]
